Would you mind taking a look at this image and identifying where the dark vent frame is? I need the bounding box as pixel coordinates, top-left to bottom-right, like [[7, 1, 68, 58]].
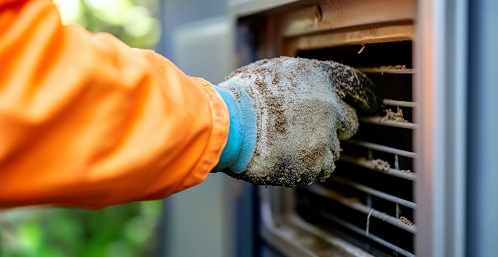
[[248, 1, 418, 256]]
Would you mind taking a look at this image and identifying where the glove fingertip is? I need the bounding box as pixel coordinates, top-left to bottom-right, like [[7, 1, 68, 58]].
[[320, 60, 383, 114]]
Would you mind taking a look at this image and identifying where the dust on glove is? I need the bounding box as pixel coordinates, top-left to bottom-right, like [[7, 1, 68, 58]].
[[214, 57, 381, 186]]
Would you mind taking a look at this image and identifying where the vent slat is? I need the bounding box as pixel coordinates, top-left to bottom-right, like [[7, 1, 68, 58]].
[[356, 67, 414, 75], [305, 185, 417, 234], [330, 176, 416, 209], [318, 212, 415, 257], [359, 116, 416, 129], [383, 99, 416, 108], [339, 154, 416, 181], [345, 140, 416, 159]]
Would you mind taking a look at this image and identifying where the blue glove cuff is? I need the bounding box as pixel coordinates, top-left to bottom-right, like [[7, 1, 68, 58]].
[[213, 85, 256, 173]]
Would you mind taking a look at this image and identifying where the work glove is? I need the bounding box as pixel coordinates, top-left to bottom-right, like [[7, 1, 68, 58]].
[[213, 57, 381, 186]]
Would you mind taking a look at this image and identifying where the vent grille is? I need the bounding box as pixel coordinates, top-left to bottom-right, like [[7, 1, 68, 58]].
[[295, 41, 415, 257]]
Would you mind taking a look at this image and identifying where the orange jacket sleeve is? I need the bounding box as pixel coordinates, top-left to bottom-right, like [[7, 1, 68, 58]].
[[0, 0, 229, 208]]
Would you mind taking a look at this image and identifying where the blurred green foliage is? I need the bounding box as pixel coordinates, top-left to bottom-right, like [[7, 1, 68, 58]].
[[56, 0, 161, 48], [0, 202, 162, 257], [0, 0, 163, 256]]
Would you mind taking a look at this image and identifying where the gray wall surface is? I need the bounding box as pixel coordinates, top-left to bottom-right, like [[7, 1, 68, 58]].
[[159, 0, 227, 61]]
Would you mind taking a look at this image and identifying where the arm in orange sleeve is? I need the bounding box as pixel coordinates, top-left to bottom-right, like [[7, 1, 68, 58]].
[[0, 0, 229, 208]]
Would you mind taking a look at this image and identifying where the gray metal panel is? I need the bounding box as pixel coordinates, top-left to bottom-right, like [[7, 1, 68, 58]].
[[229, 0, 301, 17], [163, 175, 230, 257], [467, 0, 498, 256], [172, 16, 235, 82], [159, 0, 227, 61], [415, 0, 468, 257]]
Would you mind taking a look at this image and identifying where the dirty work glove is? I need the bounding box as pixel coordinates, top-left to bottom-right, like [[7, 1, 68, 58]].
[[213, 57, 381, 186]]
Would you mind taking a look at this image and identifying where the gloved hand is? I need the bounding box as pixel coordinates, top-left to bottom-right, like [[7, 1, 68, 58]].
[[213, 57, 381, 186]]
